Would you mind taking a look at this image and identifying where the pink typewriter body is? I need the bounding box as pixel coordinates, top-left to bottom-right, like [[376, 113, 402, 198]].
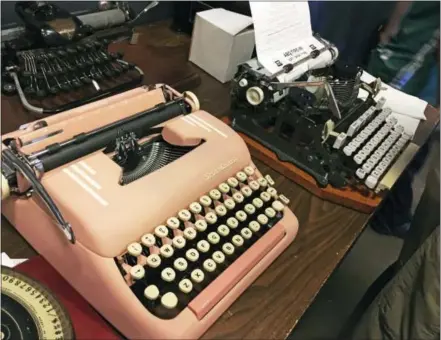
[[2, 85, 299, 339]]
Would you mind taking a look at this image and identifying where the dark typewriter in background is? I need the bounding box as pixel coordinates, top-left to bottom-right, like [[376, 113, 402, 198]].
[[1, 1, 144, 116]]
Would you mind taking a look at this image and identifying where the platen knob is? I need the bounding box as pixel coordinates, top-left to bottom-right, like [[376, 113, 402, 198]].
[[246, 86, 264, 106], [183, 91, 200, 112]]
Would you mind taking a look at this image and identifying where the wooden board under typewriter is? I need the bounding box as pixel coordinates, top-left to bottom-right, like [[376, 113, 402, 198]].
[[223, 106, 440, 213]]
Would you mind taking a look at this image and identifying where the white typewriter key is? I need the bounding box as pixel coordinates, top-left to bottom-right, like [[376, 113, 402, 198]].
[[191, 269, 205, 283], [161, 292, 178, 309], [160, 244, 174, 258], [249, 221, 261, 233], [161, 267, 176, 282], [189, 202, 202, 214], [260, 191, 271, 202], [265, 207, 276, 218], [208, 232, 220, 245], [141, 234, 156, 248], [186, 249, 199, 262], [265, 175, 275, 186], [241, 186, 253, 197], [209, 189, 222, 201], [232, 235, 244, 247], [155, 225, 169, 238], [197, 240, 210, 253], [147, 254, 161, 268], [241, 228, 253, 240], [362, 163, 373, 174], [205, 212, 217, 225], [257, 177, 268, 187], [199, 195, 212, 207], [226, 217, 239, 229], [249, 181, 260, 191], [127, 242, 142, 257], [179, 279, 193, 294], [183, 227, 197, 240], [365, 175, 378, 189], [222, 242, 235, 255], [233, 192, 245, 204], [267, 187, 278, 198], [244, 203, 256, 215], [178, 209, 192, 222], [235, 210, 248, 222], [218, 182, 230, 193], [174, 258, 188, 271], [172, 236, 186, 249], [354, 155, 363, 165], [257, 214, 269, 225], [224, 198, 236, 210], [236, 171, 248, 182], [144, 285, 160, 300], [215, 205, 228, 217], [371, 170, 381, 179], [195, 219, 208, 232], [130, 265, 145, 280], [218, 224, 230, 236], [212, 251, 226, 264], [252, 198, 264, 209], [203, 259, 217, 272], [227, 177, 239, 188], [279, 194, 290, 205], [394, 125, 404, 133], [167, 217, 180, 230], [272, 201, 284, 212], [356, 168, 366, 179], [244, 166, 255, 176]]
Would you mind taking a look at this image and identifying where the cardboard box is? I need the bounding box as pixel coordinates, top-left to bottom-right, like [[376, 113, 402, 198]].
[[189, 8, 255, 83]]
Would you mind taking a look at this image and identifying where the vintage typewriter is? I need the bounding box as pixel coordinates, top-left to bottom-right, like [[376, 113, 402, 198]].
[[1, 1, 143, 116], [1, 84, 299, 339]]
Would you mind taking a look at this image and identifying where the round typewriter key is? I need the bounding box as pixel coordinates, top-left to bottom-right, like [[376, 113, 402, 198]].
[[260, 192, 271, 202], [205, 212, 217, 225], [189, 202, 202, 214], [257, 214, 269, 225], [267, 187, 278, 198], [226, 217, 238, 229], [218, 224, 230, 236], [244, 204, 256, 215], [161, 292, 178, 309], [172, 236, 186, 249], [235, 210, 247, 222], [160, 244, 174, 258], [224, 198, 236, 210], [179, 279, 193, 294], [249, 181, 260, 191], [249, 221, 261, 233], [191, 269, 205, 283], [203, 259, 217, 272], [244, 166, 255, 176], [161, 267, 176, 282], [218, 182, 230, 193], [257, 177, 268, 187], [197, 240, 210, 253], [174, 258, 188, 271], [195, 219, 208, 232], [183, 227, 197, 240], [212, 251, 226, 264], [167, 217, 180, 230], [186, 249, 199, 262], [144, 285, 160, 300], [127, 242, 142, 257], [178, 209, 191, 222], [208, 232, 220, 245], [232, 192, 244, 204], [265, 207, 277, 218], [155, 225, 169, 238], [241, 186, 253, 197], [232, 235, 244, 247], [241, 228, 253, 240], [199, 195, 212, 207], [209, 189, 222, 201], [222, 243, 235, 255], [141, 233, 156, 247], [130, 265, 145, 280], [252, 198, 264, 209], [236, 171, 248, 182], [265, 175, 275, 186], [227, 177, 239, 188], [147, 254, 161, 268], [215, 204, 227, 217]]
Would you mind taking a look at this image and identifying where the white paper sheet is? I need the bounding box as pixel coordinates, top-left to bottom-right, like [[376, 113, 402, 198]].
[[1, 252, 28, 268], [198, 8, 253, 36]]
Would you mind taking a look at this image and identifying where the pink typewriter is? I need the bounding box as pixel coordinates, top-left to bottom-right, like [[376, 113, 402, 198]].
[[1, 84, 299, 339]]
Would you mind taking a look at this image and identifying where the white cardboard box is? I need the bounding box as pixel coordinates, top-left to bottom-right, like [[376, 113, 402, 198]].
[[189, 8, 255, 83]]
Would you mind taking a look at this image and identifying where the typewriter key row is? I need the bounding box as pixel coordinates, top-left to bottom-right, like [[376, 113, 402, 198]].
[[115, 166, 290, 319]]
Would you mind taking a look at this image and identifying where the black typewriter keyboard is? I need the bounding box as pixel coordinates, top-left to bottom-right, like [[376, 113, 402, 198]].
[[115, 166, 291, 319]]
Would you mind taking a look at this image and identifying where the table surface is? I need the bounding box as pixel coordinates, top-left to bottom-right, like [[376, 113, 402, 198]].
[[0, 21, 437, 340]]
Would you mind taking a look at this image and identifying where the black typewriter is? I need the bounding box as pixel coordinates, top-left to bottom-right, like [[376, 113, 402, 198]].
[[1, 1, 143, 116]]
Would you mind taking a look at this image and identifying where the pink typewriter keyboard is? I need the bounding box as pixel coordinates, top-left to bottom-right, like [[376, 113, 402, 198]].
[[115, 166, 290, 320]]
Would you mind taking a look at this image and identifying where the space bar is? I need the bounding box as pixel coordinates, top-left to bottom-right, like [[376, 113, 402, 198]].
[[188, 223, 285, 320]]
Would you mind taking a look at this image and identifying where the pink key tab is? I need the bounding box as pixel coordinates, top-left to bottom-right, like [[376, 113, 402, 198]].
[[188, 223, 285, 320]]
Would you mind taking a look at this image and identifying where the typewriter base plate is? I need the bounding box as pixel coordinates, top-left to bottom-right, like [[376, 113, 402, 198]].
[[222, 117, 383, 213]]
